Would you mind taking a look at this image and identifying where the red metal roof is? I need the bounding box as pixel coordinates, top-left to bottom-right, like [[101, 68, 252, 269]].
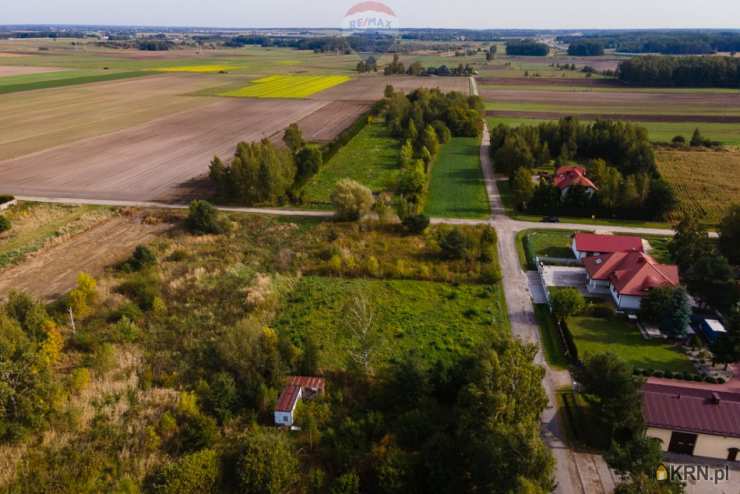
[[643, 383, 740, 438], [553, 166, 598, 191], [584, 251, 679, 296], [287, 376, 326, 392], [574, 233, 644, 254], [275, 385, 301, 413]]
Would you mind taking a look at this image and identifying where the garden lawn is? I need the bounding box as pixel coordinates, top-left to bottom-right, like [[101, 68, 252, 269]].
[[425, 137, 490, 219], [568, 315, 693, 373], [302, 120, 400, 206], [274, 276, 509, 370], [521, 230, 575, 269]]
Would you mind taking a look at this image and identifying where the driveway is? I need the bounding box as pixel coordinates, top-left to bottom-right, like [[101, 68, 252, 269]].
[[542, 266, 588, 290]]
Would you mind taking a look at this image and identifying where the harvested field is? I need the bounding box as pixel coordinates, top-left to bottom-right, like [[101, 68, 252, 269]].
[[312, 75, 470, 102], [0, 65, 65, 77], [0, 98, 328, 201], [290, 101, 370, 143], [656, 148, 740, 225], [478, 77, 621, 87], [0, 73, 226, 160], [478, 88, 740, 109], [0, 212, 173, 301], [486, 110, 740, 123]]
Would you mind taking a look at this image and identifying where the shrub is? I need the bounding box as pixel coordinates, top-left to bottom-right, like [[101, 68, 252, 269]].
[[652, 370, 665, 378], [237, 429, 299, 494], [480, 263, 502, 284], [122, 245, 157, 271], [0, 215, 10, 233], [89, 343, 117, 375], [186, 200, 223, 235], [69, 368, 91, 394], [633, 368, 646, 376], [587, 305, 615, 319], [437, 227, 474, 260], [550, 288, 586, 321], [402, 214, 430, 234], [331, 179, 375, 221], [151, 448, 220, 494], [116, 272, 160, 311]]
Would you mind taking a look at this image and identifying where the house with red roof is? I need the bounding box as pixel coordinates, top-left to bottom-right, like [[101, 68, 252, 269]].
[[553, 165, 598, 198], [583, 251, 680, 310], [643, 383, 740, 460], [274, 376, 326, 427], [571, 232, 644, 260]]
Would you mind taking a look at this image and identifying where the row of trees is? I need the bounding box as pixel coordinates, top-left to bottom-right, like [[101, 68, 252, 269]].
[[383, 86, 483, 216], [406, 62, 476, 77], [505, 40, 550, 56], [208, 124, 324, 206], [567, 40, 605, 56], [558, 31, 740, 55], [618, 56, 740, 87], [491, 117, 657, 177]]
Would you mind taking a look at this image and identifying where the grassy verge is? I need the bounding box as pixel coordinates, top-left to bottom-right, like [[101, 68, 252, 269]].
[[557, 389, 609, 450], [534, 304, 569, 370], [0, 71, 154, 95], [0, 202, 114, 269], [274, 276, 509, 370], [302, 120, 400, 207], [569, 315, 694, 373], [521, 230, 576, 269], [425, 137, 490, 219]]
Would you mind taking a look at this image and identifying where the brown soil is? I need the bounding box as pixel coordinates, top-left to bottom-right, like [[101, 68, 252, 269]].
[[486, 110, 740, 123], [312, 75, 470, 102], [478, 77, 621, 87], [0, 98, 328, 202], [478, 88, 740, 107], [0, 212, 173, 301], [0, 65, 64, 76], [290, 101, 371, 143]]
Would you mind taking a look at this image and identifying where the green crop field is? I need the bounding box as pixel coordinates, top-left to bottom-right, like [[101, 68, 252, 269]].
[[302, 120, 400, 206], [485, 100, 740, 116], [569, 315, 694, 373], [274, 276, 509, 370], [0, 70, 153, 95], [220, 74, 351, 98], [425, 137, 490, 219]]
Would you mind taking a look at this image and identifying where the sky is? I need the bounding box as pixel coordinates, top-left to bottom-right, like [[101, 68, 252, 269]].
[[3, 0, 740, 30]]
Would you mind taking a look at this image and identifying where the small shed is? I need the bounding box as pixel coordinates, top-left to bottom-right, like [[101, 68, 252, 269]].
[[274, 376, 326, 427], [698, 319, 727, 345]]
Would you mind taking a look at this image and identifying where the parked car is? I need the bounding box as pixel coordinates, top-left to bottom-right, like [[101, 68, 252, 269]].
[[541, 216, 560, 223]]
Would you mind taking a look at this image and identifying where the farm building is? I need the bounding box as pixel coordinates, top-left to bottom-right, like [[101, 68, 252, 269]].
[[553, 166, 598, 199], [583, 251, 679, 311], [274, 376, 326, 427], [643, 383, 740, 461], [571, 232, 644, 260]]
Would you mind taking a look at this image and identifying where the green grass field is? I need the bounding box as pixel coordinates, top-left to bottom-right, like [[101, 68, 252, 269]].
[[220, 74, 351, 98], [0, 70, 153, 95], [569, 315, 694, 373], [425, 137, 490, 219], [273, 276, 509, 370], [521, 230, 576, 268], [302, 120, 400, 206]]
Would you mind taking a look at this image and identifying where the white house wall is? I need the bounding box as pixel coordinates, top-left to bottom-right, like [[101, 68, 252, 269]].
[[648, 427, 740, 461]]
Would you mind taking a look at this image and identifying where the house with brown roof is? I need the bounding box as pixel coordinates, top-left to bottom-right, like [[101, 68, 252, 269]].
[[274, 376, 326, 427], [571, 232, 644, 260], [553, 165, 598, 198], [643, 383, 740, 461], [583, 251, 680, 311]]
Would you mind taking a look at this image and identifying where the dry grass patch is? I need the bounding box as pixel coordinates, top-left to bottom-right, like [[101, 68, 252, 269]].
[[656, 148, 740, 225]]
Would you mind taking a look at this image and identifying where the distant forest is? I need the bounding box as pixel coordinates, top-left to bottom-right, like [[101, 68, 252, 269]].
[[618, 56, 740, 87], [506, 40, 550, 56], [559, 31, 740, 55], [224, 34, 395, 53]]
